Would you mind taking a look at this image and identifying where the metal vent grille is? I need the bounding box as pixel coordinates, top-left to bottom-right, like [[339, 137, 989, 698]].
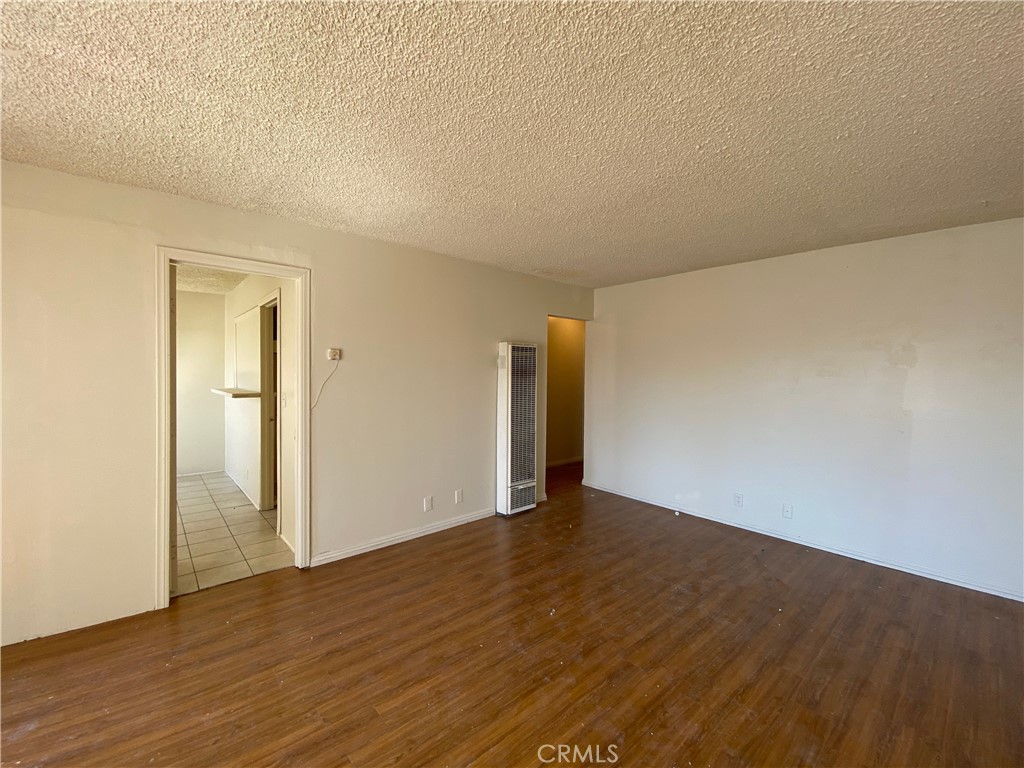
[[510, 484, 536, 512], [509, 344, 537, 485]]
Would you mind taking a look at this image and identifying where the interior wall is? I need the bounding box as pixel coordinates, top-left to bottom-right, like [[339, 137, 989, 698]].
[[0, 161, 593, 644], [546, 316, 586, 467], [176, 291, 225, 475], [585, 218, 1024, 600], [222, 274, 294, 548], [224, 302, 262, 509]]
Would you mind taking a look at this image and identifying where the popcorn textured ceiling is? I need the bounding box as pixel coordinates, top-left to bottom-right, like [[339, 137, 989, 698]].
[[3, 1, 1021, 287], [175, 264, 248, 295]]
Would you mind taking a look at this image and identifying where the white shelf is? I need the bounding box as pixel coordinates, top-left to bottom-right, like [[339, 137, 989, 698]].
[[210, 387, 261, 398]]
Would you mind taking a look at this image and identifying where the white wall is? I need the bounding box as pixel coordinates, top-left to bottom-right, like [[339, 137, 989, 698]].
[[176, 291, 225, 475], [1, 161, 592, 644], [224, 302, 262, 508], [586, 219, 1024, 600], [546, 316, 586, 466], [223, 274, 295, 549]]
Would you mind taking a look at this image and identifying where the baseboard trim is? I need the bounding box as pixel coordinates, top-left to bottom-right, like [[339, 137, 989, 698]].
[[582, 480, 1023, 602], [225, 469, 260, 510], [546, 456, 584, 468], [311, 508, 495, 568]]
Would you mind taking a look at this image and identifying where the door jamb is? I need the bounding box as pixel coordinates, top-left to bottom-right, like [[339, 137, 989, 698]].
[[257, 290, 281, 516], [156, 246, 311, 609]]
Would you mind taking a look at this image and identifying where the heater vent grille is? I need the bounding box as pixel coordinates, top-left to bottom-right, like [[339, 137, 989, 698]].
[[497, 341, 538, 516], [509, 344, 537, 485], [510, 484, 536, 512]]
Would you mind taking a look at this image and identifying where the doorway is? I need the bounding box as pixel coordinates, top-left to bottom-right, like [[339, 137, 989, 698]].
[[174, 274, 285, 595], [261, 302, 280, 530], [157, 248, 311, 608], [546, 316, 586, 492]]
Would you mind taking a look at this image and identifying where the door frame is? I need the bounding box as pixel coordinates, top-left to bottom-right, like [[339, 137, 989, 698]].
[[156, 246, 312, 609], [257, 291, 281, 517]]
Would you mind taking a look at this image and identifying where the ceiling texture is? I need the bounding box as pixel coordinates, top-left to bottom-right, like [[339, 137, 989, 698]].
[[3, 1, 1021, 288], [175, 263, 249, 294]]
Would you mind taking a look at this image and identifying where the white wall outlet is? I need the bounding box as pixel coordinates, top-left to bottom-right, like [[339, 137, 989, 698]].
[[733, 492, 744, 508], [783, 503, 794, 519], [423, 495, 433, 512], [327, 348, 342, 361], [455, 489, 463, 504]]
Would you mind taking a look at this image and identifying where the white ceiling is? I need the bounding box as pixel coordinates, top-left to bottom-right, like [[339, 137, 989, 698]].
[[3, 2, 1021, 288], [176, 264, 248, 295]]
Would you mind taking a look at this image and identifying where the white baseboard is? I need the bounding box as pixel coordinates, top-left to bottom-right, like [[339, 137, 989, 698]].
[[546, 456, 584, 468], [310, 507, 495, 568], [582, 480, 1024, 602], [224, 469, 260, 510], [176, 470, 226, 478]]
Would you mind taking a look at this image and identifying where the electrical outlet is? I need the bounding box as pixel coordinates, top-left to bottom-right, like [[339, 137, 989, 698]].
[[783, 503, 794, 519], [733, 492, 744, 509], [423, 495, 433, 512], [455, 489, 463, 504], [327, 348, 342, 361]]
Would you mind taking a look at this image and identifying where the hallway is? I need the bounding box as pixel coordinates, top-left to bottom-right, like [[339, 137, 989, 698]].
[[174, 472, 292, 595]]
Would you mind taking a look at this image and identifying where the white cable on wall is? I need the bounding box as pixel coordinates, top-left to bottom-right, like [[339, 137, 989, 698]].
[[311, 360, 339, 410]]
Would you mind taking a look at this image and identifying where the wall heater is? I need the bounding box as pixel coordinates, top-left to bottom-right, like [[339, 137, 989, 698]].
[[496, 341, 538, 516]]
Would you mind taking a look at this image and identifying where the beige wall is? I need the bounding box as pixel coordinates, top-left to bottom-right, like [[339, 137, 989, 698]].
[[585, 219, 1024, 600], [176, 291, 225, 475], [222, 274, 296, 549], [224, 303, 262, 508], [1, 161, 593, 644], [546, 316, 586, 467]]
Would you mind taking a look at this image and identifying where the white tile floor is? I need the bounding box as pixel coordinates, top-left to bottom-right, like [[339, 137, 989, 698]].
[[172, 472, 293, 596]]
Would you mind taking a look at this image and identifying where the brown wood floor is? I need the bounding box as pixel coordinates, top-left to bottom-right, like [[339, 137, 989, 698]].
[[3, 464, 1022, 767]]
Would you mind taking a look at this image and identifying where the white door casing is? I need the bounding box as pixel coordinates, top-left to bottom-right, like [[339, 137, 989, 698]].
[[156, 247, 311, 608]]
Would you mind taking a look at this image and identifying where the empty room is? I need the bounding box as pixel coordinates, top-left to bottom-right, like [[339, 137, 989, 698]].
[[1, 2, 1021, 767]]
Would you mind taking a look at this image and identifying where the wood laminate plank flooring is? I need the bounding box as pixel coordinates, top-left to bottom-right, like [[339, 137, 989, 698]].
[[2, 464, 1021, 767]]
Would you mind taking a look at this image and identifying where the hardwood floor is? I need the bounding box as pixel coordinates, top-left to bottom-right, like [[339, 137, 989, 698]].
[[3, 463, 1022, 767]]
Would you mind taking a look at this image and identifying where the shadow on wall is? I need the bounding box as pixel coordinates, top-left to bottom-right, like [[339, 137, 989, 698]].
[[547, 316, 586, 468]]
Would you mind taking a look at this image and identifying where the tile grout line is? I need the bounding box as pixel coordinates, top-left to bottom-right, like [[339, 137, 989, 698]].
[[176, 475, 233, 593], [174, 472, 288, 594], [204, 474, 289, 574], [198, 474, 254, 584], [205, 473, 255, 580], [179, 477, 231, 591]]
